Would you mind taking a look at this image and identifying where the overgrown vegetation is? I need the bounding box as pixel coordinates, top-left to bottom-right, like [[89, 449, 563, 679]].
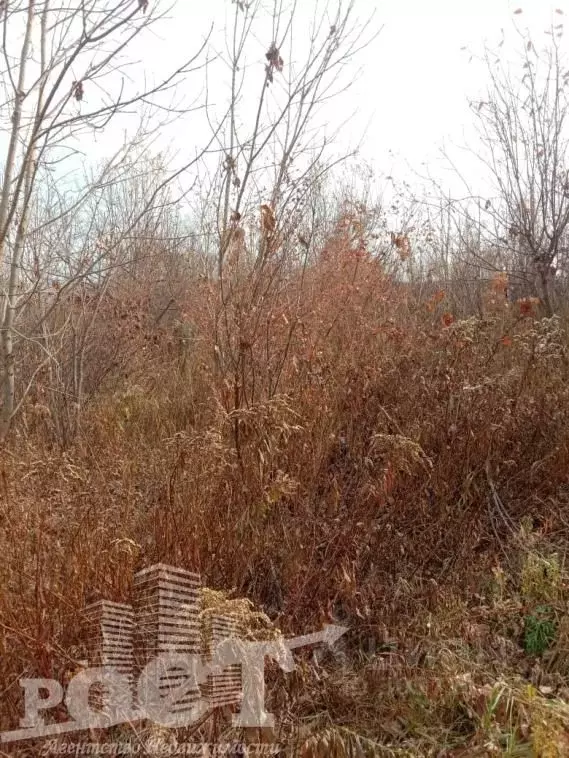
[[3, 246, 569, 755], [2, 1, 569, 756]]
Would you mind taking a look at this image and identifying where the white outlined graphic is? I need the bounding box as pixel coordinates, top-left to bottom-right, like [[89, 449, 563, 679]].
[[2, 563, 347, 743]]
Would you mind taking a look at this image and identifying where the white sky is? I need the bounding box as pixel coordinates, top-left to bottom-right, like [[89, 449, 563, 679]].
[[143, 0, 569, 184], [55, 0, 569, 209]]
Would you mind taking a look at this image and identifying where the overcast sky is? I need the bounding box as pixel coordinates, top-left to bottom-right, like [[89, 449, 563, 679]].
[[141, 0, 568, 183], [72, 0, 569, 212]]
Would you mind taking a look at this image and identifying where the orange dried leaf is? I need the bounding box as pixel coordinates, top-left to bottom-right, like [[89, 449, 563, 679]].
[[518, 297, 539, 316], [391, 232, 411, 261]]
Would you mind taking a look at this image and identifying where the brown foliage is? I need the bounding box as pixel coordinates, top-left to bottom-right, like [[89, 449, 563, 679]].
[[2, 222, 569, 750]]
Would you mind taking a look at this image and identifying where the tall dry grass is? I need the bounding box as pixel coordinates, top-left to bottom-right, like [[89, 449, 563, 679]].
[[2, 228, 569, 753]]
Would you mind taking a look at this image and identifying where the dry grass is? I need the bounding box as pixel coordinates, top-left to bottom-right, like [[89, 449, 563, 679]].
[[2, 232, 569, 755]]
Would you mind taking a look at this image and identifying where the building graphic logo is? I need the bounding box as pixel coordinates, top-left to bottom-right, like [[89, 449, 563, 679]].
[[2, 563, 347, 743]]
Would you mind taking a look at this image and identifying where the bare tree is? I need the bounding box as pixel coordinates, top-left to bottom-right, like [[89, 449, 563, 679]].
[[459, 26, 569, 315], [200, 0, 374, 461], [0, 0, 211, 443], [23, 156, 195, 445]]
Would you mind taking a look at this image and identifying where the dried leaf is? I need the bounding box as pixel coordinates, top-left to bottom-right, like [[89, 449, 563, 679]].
[[72, 80, 84, 101], [265, 42, 284, 75], [390, 232, 411, 261], [260, 203, 276, 235]]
